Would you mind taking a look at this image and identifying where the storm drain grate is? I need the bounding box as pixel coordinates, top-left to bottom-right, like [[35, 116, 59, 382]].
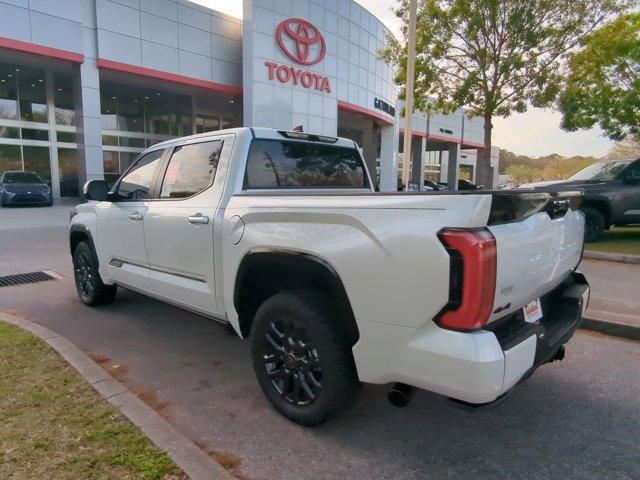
[[0, 270, 60, 287]]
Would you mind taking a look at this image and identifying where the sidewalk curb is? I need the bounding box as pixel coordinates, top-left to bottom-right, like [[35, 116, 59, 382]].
[[581, 316, 640, 341], [583, 250, 640, 265], [0, 312, 234, 480]]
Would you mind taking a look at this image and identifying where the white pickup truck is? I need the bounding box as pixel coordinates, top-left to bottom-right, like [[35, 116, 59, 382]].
[[70, 127, 589, 426]]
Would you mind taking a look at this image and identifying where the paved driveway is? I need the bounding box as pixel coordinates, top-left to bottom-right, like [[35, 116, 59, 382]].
[[1, 210, 639, 480], [0, 200, 75, 231]]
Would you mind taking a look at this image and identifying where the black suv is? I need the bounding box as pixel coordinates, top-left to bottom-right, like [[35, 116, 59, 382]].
[[521, 157, 640, 242]]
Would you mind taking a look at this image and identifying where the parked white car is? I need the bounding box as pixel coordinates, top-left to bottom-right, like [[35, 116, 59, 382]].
[[70, 128, 589, 425]]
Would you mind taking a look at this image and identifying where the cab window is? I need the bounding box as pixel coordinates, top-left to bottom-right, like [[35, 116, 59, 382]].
[[113, 149, 164, 200], [159, 140, 222, 199], [625, 160, 640, 181]]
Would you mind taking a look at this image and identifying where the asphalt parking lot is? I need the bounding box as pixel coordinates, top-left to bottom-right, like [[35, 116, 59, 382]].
[[1, 206, 639, 480]]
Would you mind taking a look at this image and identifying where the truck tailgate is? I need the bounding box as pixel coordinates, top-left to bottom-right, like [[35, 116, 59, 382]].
[[486, 192, 585, 324]]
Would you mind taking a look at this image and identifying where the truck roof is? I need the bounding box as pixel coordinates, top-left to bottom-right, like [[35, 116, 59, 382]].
[[151, 127, 358, 150]]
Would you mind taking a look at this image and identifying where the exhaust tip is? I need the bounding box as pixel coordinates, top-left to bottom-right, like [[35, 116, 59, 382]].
[[388, 383, 415, 407]]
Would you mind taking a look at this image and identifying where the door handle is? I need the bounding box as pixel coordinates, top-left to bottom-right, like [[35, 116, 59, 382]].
[[188, 213, 209, 225], [128, 212, 143, 221]]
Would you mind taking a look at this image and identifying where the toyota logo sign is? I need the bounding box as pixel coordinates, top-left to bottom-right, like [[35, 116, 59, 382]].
[[265, 18, 331, 94], [276, 18, 326, 65]]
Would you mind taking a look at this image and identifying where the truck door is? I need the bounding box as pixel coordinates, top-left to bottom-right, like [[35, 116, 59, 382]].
[[143, 136, 229, 315], [97, 148, 166, 291], [620, 160, 640, 223]]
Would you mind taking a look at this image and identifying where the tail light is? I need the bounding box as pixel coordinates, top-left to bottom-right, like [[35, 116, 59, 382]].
[[435, 228, 497, 331]]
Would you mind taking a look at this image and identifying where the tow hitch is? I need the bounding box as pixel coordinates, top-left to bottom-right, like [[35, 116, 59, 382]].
[[548, 345, 565, 363]]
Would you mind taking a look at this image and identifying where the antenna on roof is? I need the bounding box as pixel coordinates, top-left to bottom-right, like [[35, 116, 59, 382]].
[[290, 124, 304, 132]]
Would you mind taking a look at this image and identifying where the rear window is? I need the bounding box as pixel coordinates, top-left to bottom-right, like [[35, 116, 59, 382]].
[[244, 139, 368, 189]]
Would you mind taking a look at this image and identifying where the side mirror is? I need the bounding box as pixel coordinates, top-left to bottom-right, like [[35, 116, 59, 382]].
[[83, 180, 109, 201]]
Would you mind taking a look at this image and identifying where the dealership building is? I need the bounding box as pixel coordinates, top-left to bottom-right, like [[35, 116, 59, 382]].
[[0, 0, 498, 198]]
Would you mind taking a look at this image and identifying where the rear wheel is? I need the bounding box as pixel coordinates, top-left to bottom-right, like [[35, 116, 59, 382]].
[[251, 290, 360, 426], [581, 207, 605, 243], [72, 241, 117, 305]]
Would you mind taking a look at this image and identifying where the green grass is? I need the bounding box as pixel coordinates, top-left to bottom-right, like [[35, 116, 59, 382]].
[[585, 226, 640, 256], [0, 321, 184, 480]]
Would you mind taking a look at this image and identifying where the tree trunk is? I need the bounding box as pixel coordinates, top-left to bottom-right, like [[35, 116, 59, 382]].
[[478, 115, 494, 189]]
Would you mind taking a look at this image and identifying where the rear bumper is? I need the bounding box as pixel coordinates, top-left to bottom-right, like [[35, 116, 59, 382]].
[[352, 272, 589, 404], [485, 271, 589, 392]]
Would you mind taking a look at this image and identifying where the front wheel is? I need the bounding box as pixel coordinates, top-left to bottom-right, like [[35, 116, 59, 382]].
[[581, 207, 605, 243], [72, 241, 117, 306], [251, 290, 361, 426]]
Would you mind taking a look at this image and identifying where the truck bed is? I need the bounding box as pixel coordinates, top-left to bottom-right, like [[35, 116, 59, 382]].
[[223, 189, 584, 331]]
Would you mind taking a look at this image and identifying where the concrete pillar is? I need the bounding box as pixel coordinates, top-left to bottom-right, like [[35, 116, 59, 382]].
[[447, 143, 460, 190], [410, 135, 425, 188], [488, 146, 498, 189], [76, 3, 103, 184], [379, 122, 399, 192], [45, 69, 60, 198], [361, 120, 377, 187], [191, 96, 197, 135], [76, 59, 104, 183]]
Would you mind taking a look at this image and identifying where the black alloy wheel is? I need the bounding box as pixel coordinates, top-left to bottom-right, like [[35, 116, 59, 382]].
[[262, 318, 323, 406], [581, 207, 605, 243], [74, 249, 95, 299], [72, 241, 117, 306], [251, 289, 361, 426]]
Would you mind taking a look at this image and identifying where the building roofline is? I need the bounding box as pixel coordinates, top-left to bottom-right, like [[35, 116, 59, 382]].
[[338, 100, 394, 125], [0, 36, 84, 64], [96, 59, 243, 95]]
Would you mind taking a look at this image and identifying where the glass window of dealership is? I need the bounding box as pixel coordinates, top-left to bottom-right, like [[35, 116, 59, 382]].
[[1, 55, 412, 197], [0, 61, 77, 196], [0, 59, 241, 196]]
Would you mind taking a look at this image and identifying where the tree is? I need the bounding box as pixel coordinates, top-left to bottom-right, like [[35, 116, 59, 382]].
[[541, 156, 594, 180], [560, 13, 640, 142], [504, 164, 542, 185], [607, 137, 640, 158], [381, 0, 627, 189], [498, 149, 597, 180]]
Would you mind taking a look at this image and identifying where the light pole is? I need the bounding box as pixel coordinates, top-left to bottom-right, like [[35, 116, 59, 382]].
[[401, 0, 417, 191]]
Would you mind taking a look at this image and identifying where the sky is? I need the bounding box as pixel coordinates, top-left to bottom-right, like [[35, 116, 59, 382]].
[[192, 0, 613, 158]]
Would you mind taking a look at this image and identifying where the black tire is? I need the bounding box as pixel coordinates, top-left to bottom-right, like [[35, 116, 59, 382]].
[[72, 241, 117, 306], [581, 207, 605, 243], [250, 289, 361, 426]]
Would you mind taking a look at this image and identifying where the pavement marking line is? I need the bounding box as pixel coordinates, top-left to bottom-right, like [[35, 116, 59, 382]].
[[0, 311, 236, 480]]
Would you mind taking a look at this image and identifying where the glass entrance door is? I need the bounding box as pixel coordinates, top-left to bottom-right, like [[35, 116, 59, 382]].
[[22, 146, 51, 184]]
